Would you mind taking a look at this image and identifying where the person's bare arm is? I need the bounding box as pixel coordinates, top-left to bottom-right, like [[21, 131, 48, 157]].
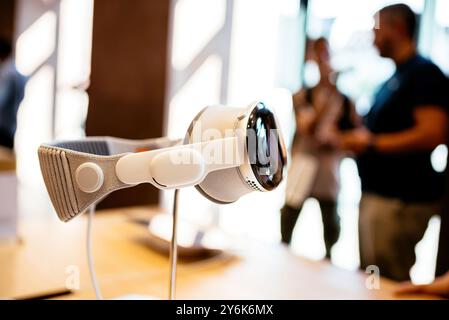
[[395, 271, 449, 299], [340, 106, 448, 154], [296, 108, 317, 135], [375, 106, 448, 153], [293, 90, 317, 135], [349, 100, 363, 128]]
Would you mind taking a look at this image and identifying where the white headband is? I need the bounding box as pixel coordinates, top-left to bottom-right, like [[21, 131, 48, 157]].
[[38, 135, 243, 222]]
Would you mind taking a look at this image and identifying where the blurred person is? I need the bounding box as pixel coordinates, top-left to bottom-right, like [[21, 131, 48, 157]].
[[436, 162, 449, 277], [340, 4, 449, 281], [436, 114, 449, 278], [281, 37, 360, 259], [0, 37, 26, 151]]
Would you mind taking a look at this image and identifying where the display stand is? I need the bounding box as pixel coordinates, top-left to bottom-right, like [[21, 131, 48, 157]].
[[86, 189, 180, 300]]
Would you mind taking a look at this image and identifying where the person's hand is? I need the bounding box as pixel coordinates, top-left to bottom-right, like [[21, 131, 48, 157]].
[[316, 124, 340, 150], [394, 273, 449, 299], [297, 108, 317, 135], [339, 127, 374, 154]]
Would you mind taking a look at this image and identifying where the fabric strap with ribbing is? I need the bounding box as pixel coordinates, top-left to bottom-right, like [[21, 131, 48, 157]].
[[38, 137, 179, 222]]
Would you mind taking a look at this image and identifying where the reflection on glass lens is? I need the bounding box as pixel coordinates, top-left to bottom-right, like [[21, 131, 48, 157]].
[[246, 102, 286, 190]]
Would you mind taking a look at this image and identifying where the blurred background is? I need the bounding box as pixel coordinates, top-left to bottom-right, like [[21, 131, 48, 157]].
[[1, 0, 448, 285]]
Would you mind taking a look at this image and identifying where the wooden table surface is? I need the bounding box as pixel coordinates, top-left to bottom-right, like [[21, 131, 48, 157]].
[[0, 206, 438, 300]]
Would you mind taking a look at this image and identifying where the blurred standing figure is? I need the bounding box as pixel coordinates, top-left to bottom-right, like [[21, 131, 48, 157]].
[[281, 37, 359, 258], [341, 4, 449, 281], [0, 38, 26, 150]]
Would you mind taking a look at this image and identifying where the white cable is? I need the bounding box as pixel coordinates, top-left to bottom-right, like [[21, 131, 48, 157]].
[[87, 204, 103, 300], [86, 191, 179, 300], [168, 189, 179, 300]]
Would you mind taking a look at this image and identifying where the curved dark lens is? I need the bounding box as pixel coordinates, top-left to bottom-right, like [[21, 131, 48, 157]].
[[246, 102, 287, 190]]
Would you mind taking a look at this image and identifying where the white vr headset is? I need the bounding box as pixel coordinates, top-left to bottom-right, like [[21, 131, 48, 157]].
[[38, 101, 288, 222]]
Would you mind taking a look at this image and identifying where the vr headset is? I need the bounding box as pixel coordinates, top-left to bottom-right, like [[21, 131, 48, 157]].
[[38, 101, 287, 222]]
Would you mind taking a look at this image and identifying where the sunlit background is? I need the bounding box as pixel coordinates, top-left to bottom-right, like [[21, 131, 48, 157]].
[[8, 0, 449, 284]]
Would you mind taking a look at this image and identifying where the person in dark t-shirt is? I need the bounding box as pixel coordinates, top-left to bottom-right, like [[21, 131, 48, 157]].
[[340, 4, 449, 281]]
